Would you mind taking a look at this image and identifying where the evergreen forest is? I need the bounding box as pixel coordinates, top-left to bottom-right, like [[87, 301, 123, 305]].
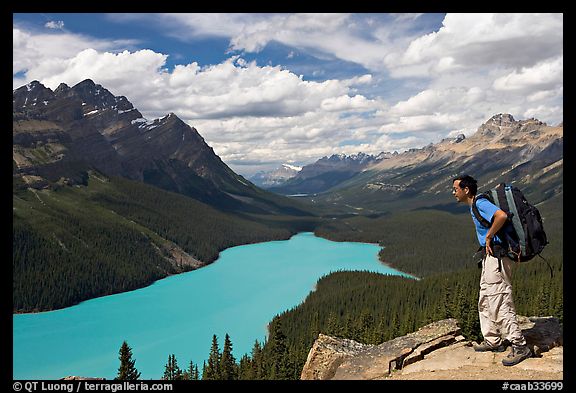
[[112, 192, 562, 380], [13, 172, 317, 312]]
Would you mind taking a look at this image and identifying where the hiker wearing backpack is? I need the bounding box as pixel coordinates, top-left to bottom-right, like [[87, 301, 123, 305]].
[[452, 174, 532, 366]]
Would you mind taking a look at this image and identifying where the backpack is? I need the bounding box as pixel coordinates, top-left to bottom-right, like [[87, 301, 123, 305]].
[[472, 183, 549, 263]]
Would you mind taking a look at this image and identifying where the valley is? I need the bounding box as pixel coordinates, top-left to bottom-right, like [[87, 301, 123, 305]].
[[12, 79, 563, 380]]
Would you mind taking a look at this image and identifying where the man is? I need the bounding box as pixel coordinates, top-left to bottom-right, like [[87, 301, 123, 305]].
[[452, 175, 531, 366]]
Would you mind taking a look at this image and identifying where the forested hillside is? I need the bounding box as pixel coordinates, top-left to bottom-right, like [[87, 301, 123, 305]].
[[267, 192, 563, 379], [13, 171, 318, 312], [125, 192, 562, 380]]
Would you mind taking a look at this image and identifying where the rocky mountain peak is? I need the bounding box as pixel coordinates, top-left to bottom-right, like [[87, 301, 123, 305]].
[[249, 164, 302, 188], [477, 113, 516, 138], [488, 113, 516, 125], [322, 113, 562, 205], [68, 79, 119, 109], [13, 79, 266, 209], [474, 114, 554, 144], [318, 152, 379, 165], [13, 80, 55, 110], [54, 83, 70, 95], [25, 80, 45, 91]]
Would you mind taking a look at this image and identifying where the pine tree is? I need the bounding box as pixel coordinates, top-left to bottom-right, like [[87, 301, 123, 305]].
[[268, 320, 290, 379], [238, 354, 253, 380], [115, 341, 141, 380], [220, 333, 237, 380], [162, 354, 182, 380], [186, 361, 199, 380], [358, 309, 374, 343], [250, 340, 265, 379], [203, 335, 221, 380], [326, 311, 341, 337], [201, 361, 207, 380]]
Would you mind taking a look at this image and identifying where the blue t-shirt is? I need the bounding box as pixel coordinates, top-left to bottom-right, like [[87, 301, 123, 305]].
[[470, 198, 503, 246]]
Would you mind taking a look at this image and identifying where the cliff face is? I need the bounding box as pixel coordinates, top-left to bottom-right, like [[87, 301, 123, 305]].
[[300, 316, 562, 380], [13, 79, 300, 213]]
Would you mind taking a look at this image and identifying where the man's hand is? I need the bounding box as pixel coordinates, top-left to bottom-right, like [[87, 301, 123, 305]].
[[485, 235, 493, 256], [485, 209, 508, 256]]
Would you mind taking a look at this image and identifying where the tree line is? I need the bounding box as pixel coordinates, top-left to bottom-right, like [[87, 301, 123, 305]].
[[114, 258, 562, 380], [115, 323, 296, 381], [13, 174, 311, 312], [14, 170, 562, 379], [113, 193, 562, 380]]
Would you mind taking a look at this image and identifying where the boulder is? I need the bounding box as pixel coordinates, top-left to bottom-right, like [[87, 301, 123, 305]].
[[300, 316, 562, 380]]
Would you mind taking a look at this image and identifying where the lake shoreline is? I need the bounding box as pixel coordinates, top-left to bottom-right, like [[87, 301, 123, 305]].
[[14, 232, 412, 379], [13, 230, 418, 316]]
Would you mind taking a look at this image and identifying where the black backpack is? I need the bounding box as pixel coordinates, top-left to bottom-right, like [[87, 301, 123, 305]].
[[472, 183, 549, 263]]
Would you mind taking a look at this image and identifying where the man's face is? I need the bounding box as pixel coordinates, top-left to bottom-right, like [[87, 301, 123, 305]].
[[452, 180, 468, 203]]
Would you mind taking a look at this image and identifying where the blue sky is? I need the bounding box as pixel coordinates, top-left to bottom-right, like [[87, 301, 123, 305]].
[[13, 13, 563, 176]]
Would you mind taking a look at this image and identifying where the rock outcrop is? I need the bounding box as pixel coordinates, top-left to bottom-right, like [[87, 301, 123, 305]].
[[301, 316, 562, 380]]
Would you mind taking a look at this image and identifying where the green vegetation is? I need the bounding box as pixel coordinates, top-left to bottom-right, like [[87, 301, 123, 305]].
[[315, 208, 478, 277], [115, 341, 141, 381], [14, 169, 562, 380], [13, 172, 316, 312], [112, 192, 562, 380], [269, 192, 562, 378]]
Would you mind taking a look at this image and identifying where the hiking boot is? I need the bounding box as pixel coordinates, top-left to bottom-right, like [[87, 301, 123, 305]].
[[472, 340, 507, 352], [502, 345, 532, 366]]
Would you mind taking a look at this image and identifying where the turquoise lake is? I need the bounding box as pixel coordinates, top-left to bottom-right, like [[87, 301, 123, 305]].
[[13, 232, 414, 380]]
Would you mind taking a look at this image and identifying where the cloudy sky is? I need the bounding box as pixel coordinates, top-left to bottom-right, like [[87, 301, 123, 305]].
[[13, 13, 563, 176]]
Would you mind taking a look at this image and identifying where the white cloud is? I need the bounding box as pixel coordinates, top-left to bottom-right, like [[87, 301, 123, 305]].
[[387, 87, 487, 119], [12, 13, 563, 174], [493, 56, 563, 92], [387, 13, 563, 77], [13, 25, 139, 87], [523, 105, 563, 122], [229, 13, 352, 53], [379, 113, 468, 134], [527, 86, 563, 103], [33, 49, 169, 92], [45, 20, 65, 30], [320, 95, 378, 112]]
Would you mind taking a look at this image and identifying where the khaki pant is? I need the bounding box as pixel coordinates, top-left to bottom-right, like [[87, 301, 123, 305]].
[[478, 254, 526, 347]]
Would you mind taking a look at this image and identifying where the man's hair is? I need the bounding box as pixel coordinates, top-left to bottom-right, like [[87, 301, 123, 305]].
[[453, 174, 478, 196]]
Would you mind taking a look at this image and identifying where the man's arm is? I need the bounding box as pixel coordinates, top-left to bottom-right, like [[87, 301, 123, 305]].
[[485, 209, 508, 256]]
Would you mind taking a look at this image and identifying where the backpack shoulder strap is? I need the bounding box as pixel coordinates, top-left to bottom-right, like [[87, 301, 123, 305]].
[[472, 194, 492, 228]]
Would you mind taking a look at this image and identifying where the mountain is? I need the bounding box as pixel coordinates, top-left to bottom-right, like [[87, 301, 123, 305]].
[[13, 80, 319, 312], [12, 80, 562, 314], [13, 79, 309, 216], [249, 164, 302, 188], [312, 114, 563, 213], [270, 152, 384, 195]]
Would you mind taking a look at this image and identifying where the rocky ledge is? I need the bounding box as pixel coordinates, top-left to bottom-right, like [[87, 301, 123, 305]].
[[300, 316, 562, 380]]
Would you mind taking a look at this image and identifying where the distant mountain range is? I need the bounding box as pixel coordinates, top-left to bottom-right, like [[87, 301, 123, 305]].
[[249, 153, 386, 191], [14, 79, 562, 215], [262, 113, 562, 215], [249, 164, 302, 188], [310, 113, 563, 213], [268, 152, 385, 194]]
